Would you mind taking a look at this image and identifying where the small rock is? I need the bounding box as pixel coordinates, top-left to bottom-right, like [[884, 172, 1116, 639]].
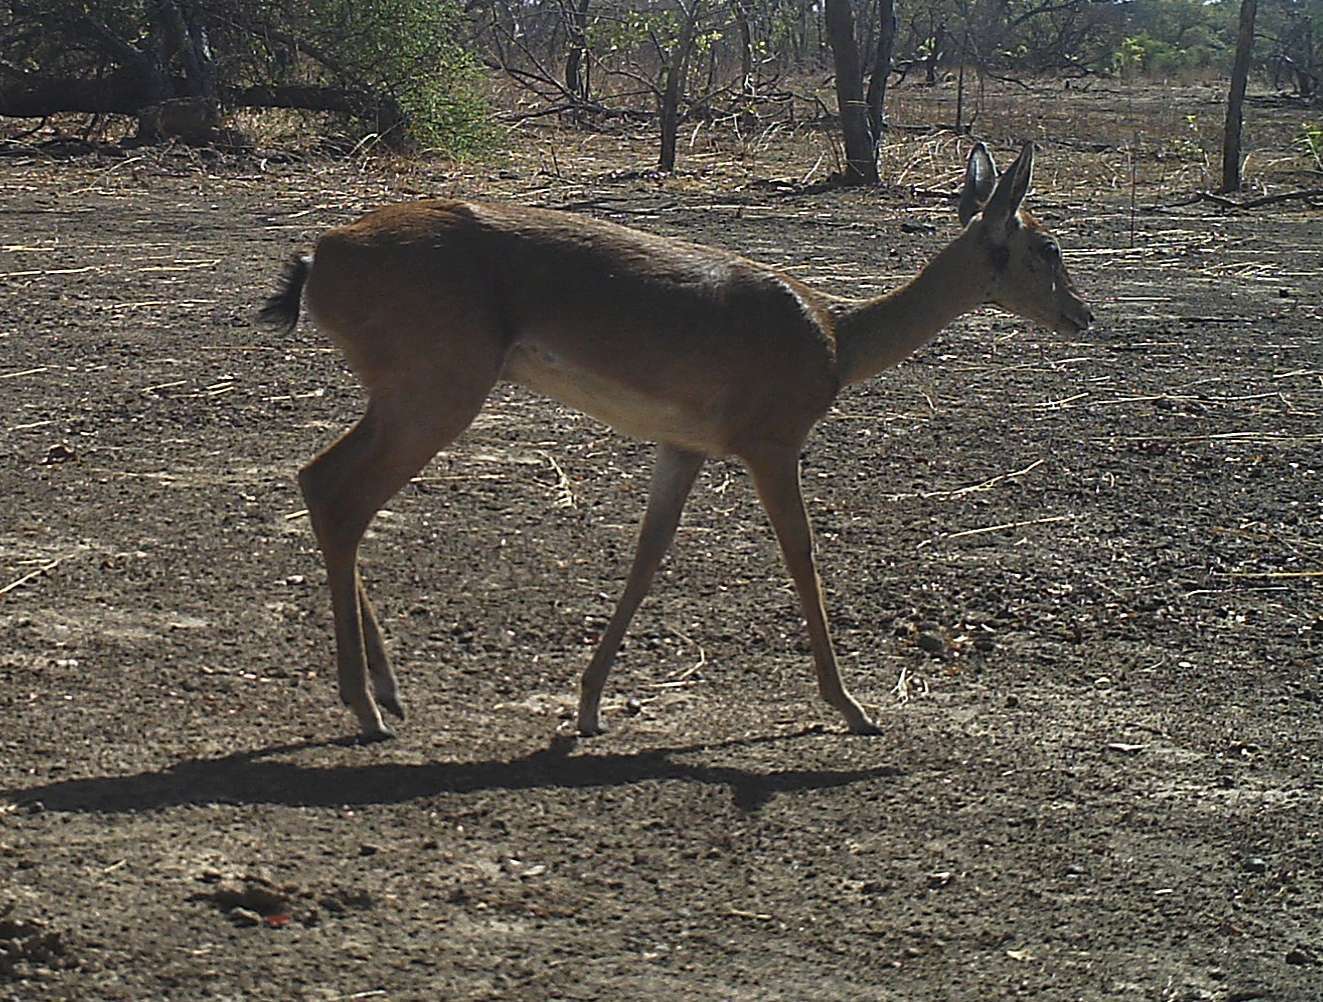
[[917, 632, 946, 655], [358, 843, 381, 857], [1285, 945, 1315, 966], [624, 697, 642, 716], [1005, 695, 1019, 709], [1242, 856, 1268, 875], [42, 443, 77, 464], [230, 907, 262, 927], [974, 637, 996, 654]]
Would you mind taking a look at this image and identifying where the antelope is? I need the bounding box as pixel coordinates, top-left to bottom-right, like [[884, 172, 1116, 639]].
[[259, 142, 1092, 742]]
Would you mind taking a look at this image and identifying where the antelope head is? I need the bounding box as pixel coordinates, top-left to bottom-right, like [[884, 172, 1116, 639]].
[[958, 142, 1094, 335]]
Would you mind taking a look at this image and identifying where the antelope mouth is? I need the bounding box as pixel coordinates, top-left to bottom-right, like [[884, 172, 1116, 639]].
[[1056, 307, 1094, 335]]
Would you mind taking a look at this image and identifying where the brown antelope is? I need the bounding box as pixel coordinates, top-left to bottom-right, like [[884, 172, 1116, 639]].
[[260, 142, 1092, 741]]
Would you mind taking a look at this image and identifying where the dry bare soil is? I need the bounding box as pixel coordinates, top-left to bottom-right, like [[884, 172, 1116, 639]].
[[2, 83, 1321, 1001]]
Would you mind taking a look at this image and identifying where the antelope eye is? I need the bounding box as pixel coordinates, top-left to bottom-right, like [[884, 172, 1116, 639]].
[[1041, 242, 1060, 262]]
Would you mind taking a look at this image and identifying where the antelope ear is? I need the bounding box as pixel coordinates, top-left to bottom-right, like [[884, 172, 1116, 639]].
[[981, 141, 1034, 233], [958, 142, 997, 225]]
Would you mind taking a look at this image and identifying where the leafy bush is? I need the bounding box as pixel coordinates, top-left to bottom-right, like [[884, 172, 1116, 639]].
[[1112, 30, 1224, 78], [1298, 123, 1323, 171], [306, 0, 492, 155], [1, 0, 493, 155]]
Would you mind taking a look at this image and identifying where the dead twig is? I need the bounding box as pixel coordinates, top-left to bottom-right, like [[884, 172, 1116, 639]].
[[1099, 431, 1323, 445], [651, 627, 707, 687], [919, 514, 1075, 548], [541, 451, 576, 509], [886, 458, 1046, 501], [1, 366, 48, 380], [1219, 570, 1323, 580], [0, 549, 84, 598], [2, 265, 100, 279]]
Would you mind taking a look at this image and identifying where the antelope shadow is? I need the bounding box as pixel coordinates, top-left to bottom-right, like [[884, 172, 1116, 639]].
[[3, 729, 903, 815]]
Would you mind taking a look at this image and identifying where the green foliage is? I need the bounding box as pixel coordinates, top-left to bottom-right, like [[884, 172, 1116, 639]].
[[587, 11, 655, 56], [1113, 35, 1147, 78], [2, 0, 492, 155], [1109, 0, 1233, 78], [1298, 123, 1323, 171], [307, 0, 492, 155], [1172, 111, 1208, 163], [1111, 29, 1224, 78]]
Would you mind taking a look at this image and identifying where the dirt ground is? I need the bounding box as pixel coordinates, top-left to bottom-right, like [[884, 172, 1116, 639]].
[[2, 82, 1321, 1001]]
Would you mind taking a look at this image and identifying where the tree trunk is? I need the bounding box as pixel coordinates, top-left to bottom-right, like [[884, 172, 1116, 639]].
[[564, 0, 592, 104], [0, 71, 151, 116], [825, 0, 878, 184], [0, 73, 381, 118], [1298, 18, 1315, 99], [865, 0, 897, 150], [1221, 0, 1258, 192], [954, 27, 969, 133], [137, 1, 220, 142], [659, 0, 703, 172], [227, 84, 371, 114], [732, 0, 753, 94], [926, 19, 945, 84]]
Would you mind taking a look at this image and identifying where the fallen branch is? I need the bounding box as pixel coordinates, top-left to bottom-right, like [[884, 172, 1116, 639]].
[[1147, 188, 1323, 211]]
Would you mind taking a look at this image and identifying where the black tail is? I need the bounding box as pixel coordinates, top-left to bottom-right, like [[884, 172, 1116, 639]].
[[258, 253, 311, 333]]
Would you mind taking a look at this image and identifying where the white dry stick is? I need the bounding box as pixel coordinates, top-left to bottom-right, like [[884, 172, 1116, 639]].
[[0, 549, 85, 598], [541, 451, 577, 510]]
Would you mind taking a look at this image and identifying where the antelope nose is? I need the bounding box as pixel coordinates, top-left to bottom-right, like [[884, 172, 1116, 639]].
[[1082, 305, 1095, 328]]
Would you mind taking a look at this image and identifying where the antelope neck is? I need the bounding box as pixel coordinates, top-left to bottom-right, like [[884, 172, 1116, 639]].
[[830, 235, 987, 387]]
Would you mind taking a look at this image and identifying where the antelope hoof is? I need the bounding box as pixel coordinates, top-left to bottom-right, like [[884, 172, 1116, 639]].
[[575, 716, 606, 738], [355, 724, 396, 744], [378, 694, 406, 721], [848, 716, 884, 736]]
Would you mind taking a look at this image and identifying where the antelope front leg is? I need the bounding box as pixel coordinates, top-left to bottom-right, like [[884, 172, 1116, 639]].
[[359, 583, 404, 721], [746, 449, 881, 735], [576, 445, 705, 736]]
